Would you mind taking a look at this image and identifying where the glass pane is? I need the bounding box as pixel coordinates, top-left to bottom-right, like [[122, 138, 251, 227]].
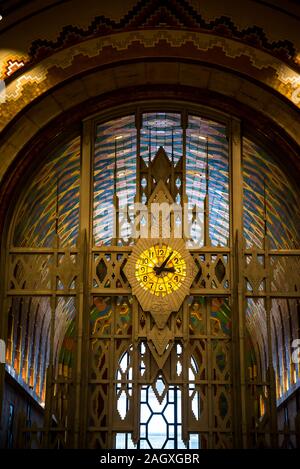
[[141, 112, 182, 165], [186, 116, 229, 247], [93, 115, 136, 245], [13, 136, 80, 247], [243, 138, 300, 248]]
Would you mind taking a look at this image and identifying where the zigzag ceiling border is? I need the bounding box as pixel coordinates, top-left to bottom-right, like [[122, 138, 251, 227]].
[[1, 29, 300, 136]]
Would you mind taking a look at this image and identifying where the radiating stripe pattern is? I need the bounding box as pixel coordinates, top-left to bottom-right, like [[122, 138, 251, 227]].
[[94, 113, 229, 247], [140, 112, 182, 165], [93, 115, 137, 245], [186, 116, 229, 247], [5, 296, 50, 405], [13, 136, 81, 247], [243, 138, 300, 401], [5, 294, 77, 405], [9, 137, 80, 404], [243, 138, 300, 249]]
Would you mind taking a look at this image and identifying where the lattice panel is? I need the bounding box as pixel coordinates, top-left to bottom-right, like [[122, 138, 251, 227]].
[[138, 341, 160, 385], [271, 256, 300, 293], [116, 383, 133, 424], [8, 251, 80, 294], [89, 384, 109, 429], [92, 252, 130, 290], [9, 254, 52, 290], [211, 340, 231, 382], [87, 432, 108, 449], [115, 340, 134, 426], [213, 431, 233, 449], [89, 339, 110, 382], [189, 340, 207, 381], [212, 385, 232, 430], [188, 384, 208, 429], [56, 251, 79, 290], [198, 434, 209, 449], [91, 251, 233, 295], [51, 381, 71, 429], [191, 253, 229, 291], [244, 251, 300, 297], [244, 249, 267, 295]]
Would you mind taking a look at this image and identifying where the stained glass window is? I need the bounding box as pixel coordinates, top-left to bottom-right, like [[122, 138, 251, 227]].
[[243, 138, 300, 249], [13, 136, 80, 247], [186, 116, 229, 247], [93, 115, 136, 245], [243, 138, 300, 403], [141, 112, 182, 165], [116, 346, 201, 449], [93, 113, 229, 247], [6, 107, 300, 448]]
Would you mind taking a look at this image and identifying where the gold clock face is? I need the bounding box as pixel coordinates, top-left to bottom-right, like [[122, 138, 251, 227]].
[[135, 243, 187, 297]]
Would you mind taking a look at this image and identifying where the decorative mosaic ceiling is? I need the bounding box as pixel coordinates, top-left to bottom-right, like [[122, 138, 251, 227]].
[[1, 0, 299, 81], [1, 0, 300, 152]]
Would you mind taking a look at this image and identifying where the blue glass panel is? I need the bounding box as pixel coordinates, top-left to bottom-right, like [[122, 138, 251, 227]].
[[141, 112, 182, 165], [186, 116, 229, 247], [243, 138, 300, 248]]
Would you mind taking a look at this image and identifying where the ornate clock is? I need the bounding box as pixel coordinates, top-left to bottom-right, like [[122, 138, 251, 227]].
[[135, 243, 186, 296], [124, 238, 196, 318]]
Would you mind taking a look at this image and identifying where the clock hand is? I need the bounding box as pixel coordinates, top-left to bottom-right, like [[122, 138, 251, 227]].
[[153, 266, 175, 274], [155, 251, 173, 275], [160, 267, 175, 273]]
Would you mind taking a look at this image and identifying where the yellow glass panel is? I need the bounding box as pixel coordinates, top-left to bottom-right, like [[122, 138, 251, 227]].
[[135, 243, 187, 297]]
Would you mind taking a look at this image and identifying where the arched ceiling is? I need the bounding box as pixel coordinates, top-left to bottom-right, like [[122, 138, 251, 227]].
[[0, 0, 299, 211], [0, 0, 299, 409], [0, 1, 299, 417]]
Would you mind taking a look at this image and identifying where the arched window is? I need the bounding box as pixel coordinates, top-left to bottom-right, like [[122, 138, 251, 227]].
[[3, 105, 300, 449]]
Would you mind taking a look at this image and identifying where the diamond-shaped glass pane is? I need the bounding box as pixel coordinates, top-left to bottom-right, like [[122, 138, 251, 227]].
[[96, 258, 107, 282], [147, 415, 167, 448]]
